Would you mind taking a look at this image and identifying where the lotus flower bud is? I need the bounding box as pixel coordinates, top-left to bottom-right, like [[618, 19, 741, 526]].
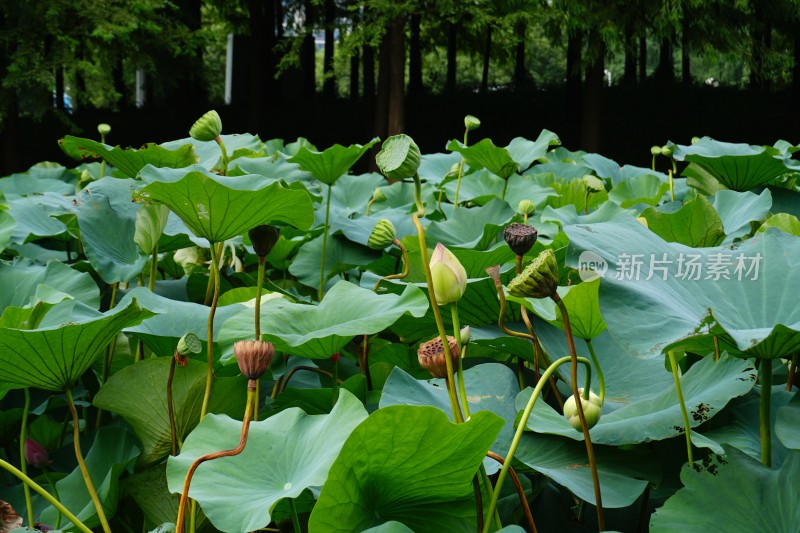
[[376, 134, 421, 181], [429, 243, 467, 306], [650, 145, 661, 156], [583, 175, 605, 193], [517, 199, 535, 215], [248, 225, 280, 257], [503, 223, 538, 257], [507, 249, 559, 299], [367, 218, 397, 250], [459, 325, 471, 345], [417, 335, 460, 378], [464, 115, 481, 131], [660, 145, 674, 157], [691, 136, 700, 145], [372, 188, 387, 202], [97, 123, 111, 136], [234, 340, 275, 381], [189, 110, 223, 142], [563, 389, 602, 431], [24, 438, 50, 468]]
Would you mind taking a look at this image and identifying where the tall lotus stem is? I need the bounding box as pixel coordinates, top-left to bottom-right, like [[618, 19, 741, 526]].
[[200, 243, 223, 419], [450, 303, 470, 419], [482, 356, 592, 533], [486, 451, 536, 533], [373, 239, 410, 291], [760, 358, 772, 467], [66, 388, 112, 533], [19, 388, 34, 526], [319, 184, 333, 300], [454, 115, 480, 207], [667, 350, 693, 467]]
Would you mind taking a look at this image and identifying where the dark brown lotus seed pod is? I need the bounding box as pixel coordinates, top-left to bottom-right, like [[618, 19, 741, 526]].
[[417, 335, 460, 379], [234, 340, 275, 380], [503, 223, 538, 257], [248, 225, 280, 257]]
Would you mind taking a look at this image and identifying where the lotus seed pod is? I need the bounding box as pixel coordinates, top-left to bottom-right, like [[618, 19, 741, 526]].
[[234, 340, 275, 380], [464, 115, 481, 131], [660, 145, 674, 157], [376, 134, 421, 181], [650, 145, 661, 156], [189, 110, 222, 142], [417, 335, 460, 378], [507, 249, 559, 299], [459, 325, 471, 345], [517, 199, 536, 215], [429, 243, 468, 306], [97, 123, 111, 136], [367, 218, 397, 250], [248, 225, 280, 257], [24, 438, 50, 468], [177, 333, 202, 356], [563, 388, 602, 431], [372, 188, 387, 202], [583, 175, 605, 193], [691, 136, 701, 144], [503, 223, 538, 257]]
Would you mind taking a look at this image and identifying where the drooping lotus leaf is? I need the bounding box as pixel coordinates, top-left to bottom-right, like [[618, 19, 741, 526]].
[[639, 194, 726, 247], [0, 298, 153, 390], [379, 364, 519, 474], [533, 173, 608, 212], [287, 138, 379, 185], [219, 280, 428, 359], [59, 136, 198, 179], [712, 188, 772, 243], [230, 153, 314, 185], [447, 138, 519, 179], [138, 165, 314, 243], [417, 152, 461, 185], [758, 212, 800, 236], [671, 137, 799, 191], [308, 406, 504, 532], [166, 390, 368, 533], [425, 197, 516, 250], [0, 171, 75, 196], [566, 218, 800, 359], [6, 193, 72, 243], [322, 172, 387, 219], [505, 130, 561, 170], [649, 446, 800, 532], [38, 426, 141, 529], [162, 134, 264, 170], [0, 259, 99, 312], [607, 174, 670, 208], [540, 202, 633, 229]]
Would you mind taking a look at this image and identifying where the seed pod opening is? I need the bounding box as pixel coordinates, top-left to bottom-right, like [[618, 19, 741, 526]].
[[417, 335, 460, 379]]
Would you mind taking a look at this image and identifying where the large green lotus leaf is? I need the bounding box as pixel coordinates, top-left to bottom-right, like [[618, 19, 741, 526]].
[[322, 172, 386, 219], [540, 202, 633, 229], [671, 137, 796, 191], [289, 232, 380, 291], [425, 197, 515, 249], [118, 287, 246, 359], [533, 173, 608, 211], [0, 210, 12, 251], [0, 298, 153, 390], [514, 432, 654, 508], [518, 354, 756, 445], [38, 426, 141, 529], [607, 174, 670, 208], [649, 446, 800, 532], [0, 171, 75, 196], [506, 130, 561, 170], [59, 136, 198, 179], [287, 138, 378, 185], [379, 364, 519, 475], [527, 161, 591, 181], [139, 165, 313, 242], [94, 357, 246, 467], [447, 138, 519, 179], [223, 281, 428, 359], [308, 406, 504, 532], [640, 194, 725, 247], [162, 134, 263, 170], [418, 152, 461, 185], [565, 219, 800, 359], [230, 153, 314, 185], [368, 179, 439, 217], [125, 465, 180, 530], [330, 210, 418, 248], [776, 392, 800, 451], [167, 390, 368, 533], [6, 193, 72, 243], [713, 188, 772, 243], [0, 259, 99, 312], [441, 169, 506, 205], [758, 213, 800, 236], [75, 181, 148, 283]]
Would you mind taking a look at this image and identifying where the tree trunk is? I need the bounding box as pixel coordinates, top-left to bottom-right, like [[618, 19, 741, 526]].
[[301, 0, 316, 96], [623, 25, 636, 85], [638, 33, 647, 83], [323, 0, 336, 97], [350, 48, 360, 100], [112, 58, 127, 109], [481, 26, 492, 95], [681, 23, 690, 85], [566, 30, 582, 125], [55, 66, 65, 112], [386, 16, 405, 135], [793, 36, 800, 97], [581, 31, 605, 152], [514, 21, 527, 88], [374, 37, 390, 141], [654, 36, 674, 83], [363, 44, 375, 100], [276, 0, 284, 39], [446, 21, 457, 94], [247, 0, 266, 131], [408, 13, 423, 96]]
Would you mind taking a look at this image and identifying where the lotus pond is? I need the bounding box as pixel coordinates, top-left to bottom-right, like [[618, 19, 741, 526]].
[[0, 112, 799, 533]]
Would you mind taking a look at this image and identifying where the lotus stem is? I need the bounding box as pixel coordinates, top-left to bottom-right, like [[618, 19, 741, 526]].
[[279, 365, 344, 394], [551, 294, 604, 530], [373, 239, 410, 292], [319, 184, 333, 301], [168, 355, 178, 456], [200, 243, 223, 420], [450, 303, 471, 419], [486, 451, 536, 533], [176, 384, 256, 533], [289, 498, 302, 532], [66, 388, 112, 533], [472, 474, 484, 532], [760, 358, 772, 467], [585, 340, 606, 405], [19, 387, 34, 526], [149, 244, 158, 291], [788, 353, 798, 392], [254, 257, 266, 420], [214, 135, 229, 175], [41, 466, 62, 529], [667, 350, 693, 467], [0, 458, 93, 533], [453, 127, 469, 208], [479, 465, 502, 530]]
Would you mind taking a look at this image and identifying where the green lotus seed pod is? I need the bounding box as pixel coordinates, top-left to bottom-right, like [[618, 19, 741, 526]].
[[583, 175, 605, 193], [429, 243, 468, 306], [507, 249, 559, 299], [189, 110, 222, 142], [372, 188, 387, 202], [376, 134, 421, 181], [97, 123, 111, 136], [464, 115, 481, 131], [563, 388, 602, 431], [177, 333, 202, 356], [691, 136, 701, 145], [367, 218, 397, 250], [518, 199, 536, 215], [660, 145, 674, 157], [650, 145, 661, 156]]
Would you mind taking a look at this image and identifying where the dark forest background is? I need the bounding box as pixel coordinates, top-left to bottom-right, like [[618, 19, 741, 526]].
[[0, 0, 799, 175]]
